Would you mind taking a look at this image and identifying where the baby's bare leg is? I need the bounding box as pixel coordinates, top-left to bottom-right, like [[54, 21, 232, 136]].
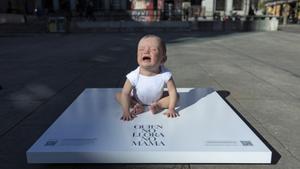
[[150, 92, 168, 113], [150, 97, 168, 114], [157, 96, 171, 108], [115, 92, 144, 114], [150, 92, 180, 114]]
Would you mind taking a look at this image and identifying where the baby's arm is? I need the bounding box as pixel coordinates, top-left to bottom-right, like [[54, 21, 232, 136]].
[[120, 79, 136, 121], [164, 77, 179, 118]]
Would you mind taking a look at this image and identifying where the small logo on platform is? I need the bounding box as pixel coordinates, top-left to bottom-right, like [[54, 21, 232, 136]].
[[132, 124, 165, 146], [240, 141, 253, 146], [45, 139, 58, 146]]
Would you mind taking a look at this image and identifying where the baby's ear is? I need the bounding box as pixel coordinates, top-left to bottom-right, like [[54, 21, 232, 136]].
[[161, 55, 167, 63]]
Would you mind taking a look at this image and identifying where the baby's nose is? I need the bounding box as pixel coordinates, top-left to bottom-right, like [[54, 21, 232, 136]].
[[143, 47, 150, 53]]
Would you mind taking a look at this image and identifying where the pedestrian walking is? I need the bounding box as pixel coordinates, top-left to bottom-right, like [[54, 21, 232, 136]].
[[86, 0, 96, 21]]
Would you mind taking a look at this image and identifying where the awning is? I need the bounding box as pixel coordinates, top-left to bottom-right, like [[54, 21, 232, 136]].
[[265, 0, 298, 6]]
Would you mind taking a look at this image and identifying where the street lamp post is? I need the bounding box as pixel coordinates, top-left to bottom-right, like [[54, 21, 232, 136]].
[[283, 0, 289, 25]]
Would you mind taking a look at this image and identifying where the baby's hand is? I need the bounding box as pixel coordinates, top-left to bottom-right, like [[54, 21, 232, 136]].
[[131, 103, 145, 115], [120, 112, 136, 121], [163, 109, 179, 118]]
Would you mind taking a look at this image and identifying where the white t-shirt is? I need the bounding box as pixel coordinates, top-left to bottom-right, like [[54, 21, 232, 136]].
[[126, 65, 172, 105]]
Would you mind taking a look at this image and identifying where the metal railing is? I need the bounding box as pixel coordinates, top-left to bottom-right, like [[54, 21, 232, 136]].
[[76, 9, 208, 21]]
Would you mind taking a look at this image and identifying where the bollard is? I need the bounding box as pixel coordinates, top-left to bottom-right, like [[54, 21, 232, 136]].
[[251, 16, 279, 31], [270, 17, 279, 31], [47, 16, 66, 33], [48, 17, 57, 32], [56, 17, 66, 33]]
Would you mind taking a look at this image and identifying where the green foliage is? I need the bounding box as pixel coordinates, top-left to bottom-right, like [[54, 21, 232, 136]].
[[258, 0, 265, 10]]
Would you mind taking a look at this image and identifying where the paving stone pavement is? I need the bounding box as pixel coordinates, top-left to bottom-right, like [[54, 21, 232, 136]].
[[0, 31, 300, 169]]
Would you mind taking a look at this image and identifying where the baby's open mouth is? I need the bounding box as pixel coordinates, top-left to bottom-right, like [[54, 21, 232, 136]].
[[142, 56, 151, 61]]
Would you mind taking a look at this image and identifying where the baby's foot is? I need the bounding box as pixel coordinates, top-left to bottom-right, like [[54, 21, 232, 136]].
[[150, 102, 162, 114], [131, 103, 145, 115]]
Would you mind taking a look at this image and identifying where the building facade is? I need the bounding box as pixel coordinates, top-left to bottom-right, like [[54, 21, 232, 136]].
[[265, 0, 300, 23], [0, 0, 251, 20], [0, 0, 130, 14]]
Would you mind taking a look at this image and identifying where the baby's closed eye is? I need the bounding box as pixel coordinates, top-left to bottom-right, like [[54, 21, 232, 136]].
[[151, 48, 158, 51]]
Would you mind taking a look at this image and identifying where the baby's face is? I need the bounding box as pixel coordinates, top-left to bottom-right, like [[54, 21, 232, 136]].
[[137, 37, 164, 70]]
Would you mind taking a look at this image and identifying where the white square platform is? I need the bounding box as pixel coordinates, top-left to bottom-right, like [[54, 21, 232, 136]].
[[26, 88, 272, 163]]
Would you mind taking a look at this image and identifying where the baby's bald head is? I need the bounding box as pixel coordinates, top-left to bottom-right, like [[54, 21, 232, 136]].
[[138, 34, 167, 62]]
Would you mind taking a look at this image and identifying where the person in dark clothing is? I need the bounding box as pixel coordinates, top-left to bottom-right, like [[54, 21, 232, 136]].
[[7, 1, 12, 13], [76, 1, 84, 18], [249, 6, 255, 16], [86, 0, 96, 21]]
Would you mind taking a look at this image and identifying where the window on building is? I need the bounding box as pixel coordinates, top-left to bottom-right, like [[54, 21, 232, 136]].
[[191, 0, 202, 5], [215, 0, 225, 11], [153, 0, 158, 10], [233, 0, 243, 10]]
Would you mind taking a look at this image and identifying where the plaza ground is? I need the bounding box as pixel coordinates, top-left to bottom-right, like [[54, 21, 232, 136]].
[[0, 30, 300, 169]]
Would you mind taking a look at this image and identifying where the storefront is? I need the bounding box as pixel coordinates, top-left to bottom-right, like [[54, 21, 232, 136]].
[[130, 0, 205, 21], [265, 0, 299, 23], [0, 0, 252, 22]]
